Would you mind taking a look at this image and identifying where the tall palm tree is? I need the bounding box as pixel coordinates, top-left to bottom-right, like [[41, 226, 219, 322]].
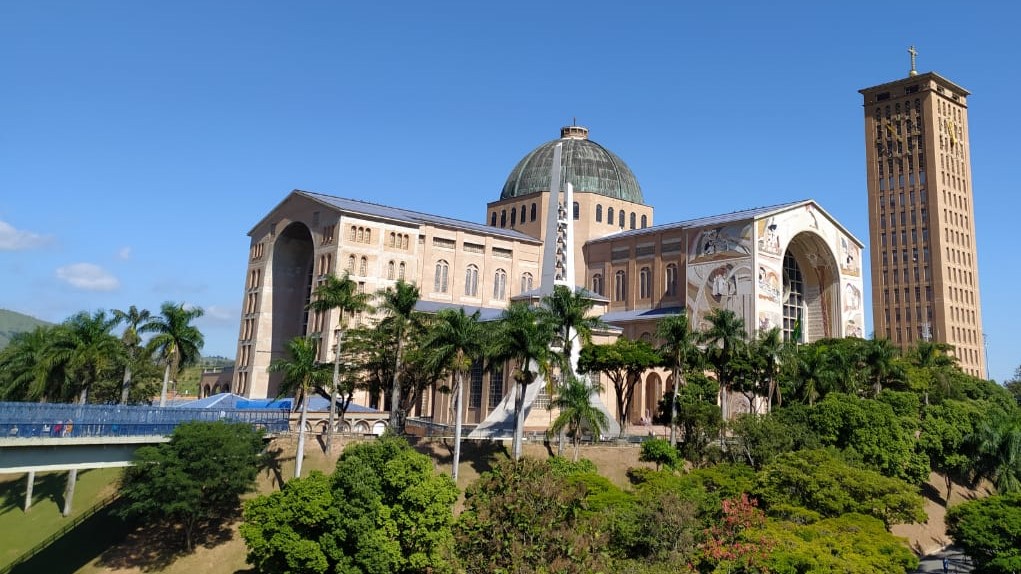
[[376, 280, 420, 434], [549, 375, 608, 462], [306, 272, 372, 452], [701, 308, 747, 420], [143, 302, 204, 407], [755, 327, 785, 410], [270, 336, 331, 479], [112, 305, 151, 404], [970, 413, 1021, 494], [47, 310, 124, 404], [864, 338, 901, 398], [540, 285, 603, 375], [422, 308, 485, 480], [488, 302, 555, 461], [795, 344, 835, 406], [909, 340, 956, 405], [656, 312, 701, 446]]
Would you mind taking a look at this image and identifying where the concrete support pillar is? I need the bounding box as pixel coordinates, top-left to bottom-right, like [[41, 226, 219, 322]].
[[24, 470, 35, 511], [62, 468, 78, 517]]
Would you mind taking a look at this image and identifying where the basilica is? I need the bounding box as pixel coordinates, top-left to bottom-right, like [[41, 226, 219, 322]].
[[232, 125, 864, 433]]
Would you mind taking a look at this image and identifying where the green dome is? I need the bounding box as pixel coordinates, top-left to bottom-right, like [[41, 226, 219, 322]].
[[500, 126, 644, 204]]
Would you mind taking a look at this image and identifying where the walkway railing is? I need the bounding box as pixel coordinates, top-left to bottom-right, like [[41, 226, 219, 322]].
[[0, 402, 290, 439]]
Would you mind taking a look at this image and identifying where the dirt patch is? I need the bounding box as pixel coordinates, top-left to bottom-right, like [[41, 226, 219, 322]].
[[892, 471, 993, 556]]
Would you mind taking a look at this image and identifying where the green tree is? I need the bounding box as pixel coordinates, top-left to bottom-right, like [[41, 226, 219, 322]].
[[454, 457, 606, 574], [422, 308, 486, 479], [639, 437, 679, 471], [578, 337, 660, 435], [656, 312, 701, 446], [241, 436, 457, 574], [270, 336, 331, 478], [918, 399, 983, 501], [112, 305, 152, 404], [540, 285, 602, 375], [47, 310, 124, 404], [863, 337, 901, 397], [753, 326, 786, 410], [670, 372, 724, 467], [548, 374, 609, 461], [701, 308, 748, 420], [0, 325, 59, 401], [376, 279, 421, 434], [143, 302, 204, 407], [946, 491, 1021, 573], [487, 302, 555, 461], [970, 411, 1021, 494], [119, 420, 264, 551], [754, 449, 926, 527], [907, 340, 957, 405], [306, 272, 372, 452]]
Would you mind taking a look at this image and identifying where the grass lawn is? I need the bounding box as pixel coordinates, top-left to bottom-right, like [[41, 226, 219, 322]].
[[0, 468, 125, 571]]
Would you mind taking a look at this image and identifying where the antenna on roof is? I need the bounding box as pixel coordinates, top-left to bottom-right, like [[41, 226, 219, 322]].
[[908, 45, 918, 77]]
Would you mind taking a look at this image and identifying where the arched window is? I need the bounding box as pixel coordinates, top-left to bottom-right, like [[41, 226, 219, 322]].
[[357, 227, 364, 242], [500, 210, 507, 227], [510, 208, 517, 227], [641, 214, 648, 228], [596, 204, 603, 223], [520, 205, 526, 224], [465, 264, 479, 297], [530, 202, 537, 221], [614, 270, 626, 301], [401, 234, 409, 249], [592, 273, 603, 296], [349, 226, 357, 241], [365, 229, 371, 243], [347, 255, 355, 272], [573, 201, 580, 220], [388, 232, 396, 247], [387, 260, 395, 280], [398, 261, 406, 280], [630, 213, 637, 229], [639, 266, 651, 298], [619, 211, 626, 229], [665, 263, 678, 296], [493, 268, 507, 300], [359, 256, 368, 276], [520, 272, 533, 293], [607, 207, 614, 225], [490, 212, 497, 226], [435, 260, 449, 293]]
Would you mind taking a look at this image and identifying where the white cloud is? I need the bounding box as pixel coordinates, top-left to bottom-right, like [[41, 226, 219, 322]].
[[198, 304, 238, 324], [117, 246, 132, 260], [55, 263, 120, 291], [0, 220, 52, 251]]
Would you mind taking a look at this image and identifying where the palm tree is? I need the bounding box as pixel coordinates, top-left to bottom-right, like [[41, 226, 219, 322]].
[[112, 305, 151, 404], [970, 414, 1021, 494], [701, 308, 748, 420], [47, 310, 124, 404], [656, 312, 700, 446], [0, 326, 59, 401], [422, 308, 486, 480], [488, 302, 555, 461], [754, 327, 785, 410], [376, 280, 420, 434], [864, 338, 901, 398], [909, 340, 956, 405], [143, 302, 204, 407], [795, 344, 834, 406], [306, 272, 372, 452], [269, 336, 331, 478], [549, 375, 608, 462], [540, 285, 604, 453], [540, 285, 603, 375]]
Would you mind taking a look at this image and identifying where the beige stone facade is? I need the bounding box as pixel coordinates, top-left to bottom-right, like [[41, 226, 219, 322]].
[[860, 70, 986, 377], [234, 126, 864, 432]]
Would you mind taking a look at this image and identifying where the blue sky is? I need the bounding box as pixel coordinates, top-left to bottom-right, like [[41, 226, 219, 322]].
[[1, 2, 1018, 383]]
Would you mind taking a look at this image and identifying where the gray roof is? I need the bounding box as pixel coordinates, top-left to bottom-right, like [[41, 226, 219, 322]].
[[601, 306, 685, 324], [414, 300, 506, 322], [590, 199, 864, 248], [295, 190, 540, 243], [511, 286, 610, 304]]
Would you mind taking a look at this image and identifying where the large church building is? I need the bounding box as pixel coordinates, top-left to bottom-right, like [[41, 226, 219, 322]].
[[233, 125, 864, 430]]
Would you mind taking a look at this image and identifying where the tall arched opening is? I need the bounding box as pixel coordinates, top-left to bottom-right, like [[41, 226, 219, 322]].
[[782, 231, 841, 343], [268, 222, 315, 397]]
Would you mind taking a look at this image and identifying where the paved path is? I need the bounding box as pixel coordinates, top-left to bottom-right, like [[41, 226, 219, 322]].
[[913, 546, 973, 573]]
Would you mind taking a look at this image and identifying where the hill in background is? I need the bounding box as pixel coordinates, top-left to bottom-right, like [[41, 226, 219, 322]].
[[0, 308, 52, 350]]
